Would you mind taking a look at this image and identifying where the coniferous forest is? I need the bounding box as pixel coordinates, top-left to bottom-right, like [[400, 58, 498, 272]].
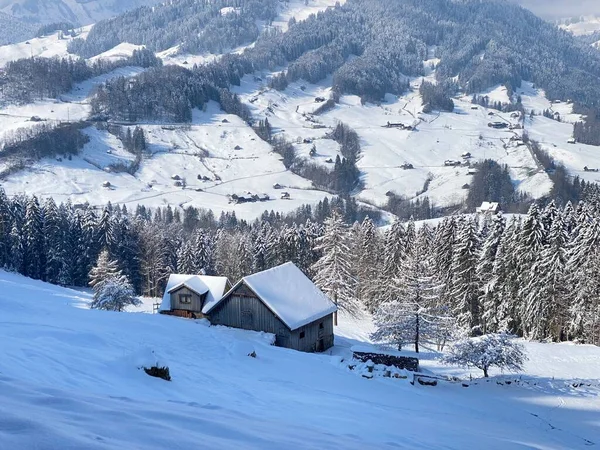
[[2, 185, 600, 346]]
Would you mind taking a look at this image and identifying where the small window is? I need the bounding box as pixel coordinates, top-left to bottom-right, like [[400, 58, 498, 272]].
[[300, 331, 305, 339], [319, 322, 324, 329], [179, 294, 192, 304]]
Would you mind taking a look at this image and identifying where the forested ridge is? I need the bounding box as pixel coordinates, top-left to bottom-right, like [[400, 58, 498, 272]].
[[86, 0, 600, 124]]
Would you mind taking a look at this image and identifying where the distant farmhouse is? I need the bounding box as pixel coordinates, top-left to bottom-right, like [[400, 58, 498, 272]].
[[160, 262, 337, 353], [160, 275, 231, 319], [476, 202, 500, 214]]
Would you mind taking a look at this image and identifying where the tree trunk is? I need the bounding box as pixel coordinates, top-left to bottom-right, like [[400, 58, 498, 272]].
[[483, 367, 489, 378], [334, 292, 338, 326], [415, 312, 420, 353]]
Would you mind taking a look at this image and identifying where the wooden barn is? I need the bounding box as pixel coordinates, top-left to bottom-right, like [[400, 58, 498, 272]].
[[204, 262, 337, 353], [160, 275, 231, 319]]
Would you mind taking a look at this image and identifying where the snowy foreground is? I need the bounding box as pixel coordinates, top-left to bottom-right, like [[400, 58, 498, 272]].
[[0, 271, 599, 449]]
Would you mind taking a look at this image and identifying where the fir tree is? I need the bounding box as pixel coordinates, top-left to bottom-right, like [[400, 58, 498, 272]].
[[89, 249, 123, 288], [312, 212, 359, 323], [477, 212, 506, 333], [450, 218, 482, 335], [90, 276, 140, 312]]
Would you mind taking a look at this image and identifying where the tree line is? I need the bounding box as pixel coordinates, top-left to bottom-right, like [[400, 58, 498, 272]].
[[0, 49, 161, 105], [3, 185, 600, 346]]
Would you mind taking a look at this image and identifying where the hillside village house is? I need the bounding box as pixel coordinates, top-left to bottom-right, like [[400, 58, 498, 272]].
[[476, 202, 500, 214], [205, 262, 337, 352], [160, 275, 231, 319], [162, 263, 337, 352]]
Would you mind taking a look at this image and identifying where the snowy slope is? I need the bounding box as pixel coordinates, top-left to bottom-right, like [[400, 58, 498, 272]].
[[0, 25, 91, 68], [1, 102, 330, 220], [234, 72, 553, 208], [0, 270, 599, 449], [560, 16, 600, 36], [0, 0, 163, 26]]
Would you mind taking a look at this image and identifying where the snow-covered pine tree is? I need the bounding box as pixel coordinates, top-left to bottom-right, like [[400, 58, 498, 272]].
[[566, 214, 600, 344], [364, 218, 408, 312], [312, 211, 360, 323], [353, 217, 381, 311], [251, 223, 271, 273], [193, 229, 214, 275], [524, 211, 569, 341], [0, 189, 11, 268], [477, 212, 506, 333], [9, 222, 24, 273], [493, 216, 522, 333], [42, 198, 63, 284], [516, 204, 546, 333], [90, 276, 140, 312], [177, 240, 196, 274], [449, 217, 482, 335], [234, 232, 253, 281], [23, 195, 45, 280], [89, 249, 123, 289], [433, 217, 457, 310]]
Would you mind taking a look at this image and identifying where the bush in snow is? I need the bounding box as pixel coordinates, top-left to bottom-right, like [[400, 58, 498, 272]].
[[143, 365, 171, 381], [442, 333, 527, 378], [90, 276, 141, 312]]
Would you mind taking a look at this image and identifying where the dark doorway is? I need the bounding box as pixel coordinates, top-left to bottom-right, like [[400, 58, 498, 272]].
[[316, 339, 324, 352]]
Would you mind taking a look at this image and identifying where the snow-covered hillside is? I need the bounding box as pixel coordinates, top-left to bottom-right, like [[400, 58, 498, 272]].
[[0, 0, 162, 26], [559, 16, 600, 36], [0, 25, 91, 68], [0, 270, 598, 449], [2, 0, 600, 219]]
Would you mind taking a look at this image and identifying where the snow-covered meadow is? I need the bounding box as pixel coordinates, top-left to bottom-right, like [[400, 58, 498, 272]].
[[0, 270, 598, 449]]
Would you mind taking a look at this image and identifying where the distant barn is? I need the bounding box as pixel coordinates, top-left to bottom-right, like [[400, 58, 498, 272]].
[[160, 275, 231, 319], [205, 262, 337, 352]]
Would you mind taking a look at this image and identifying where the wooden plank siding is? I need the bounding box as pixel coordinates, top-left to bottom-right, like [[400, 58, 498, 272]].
[[208, 282, 334, 352], [169, 286, 206, 313], [209, 284, 291, 346], [290, 314, 334, 352]]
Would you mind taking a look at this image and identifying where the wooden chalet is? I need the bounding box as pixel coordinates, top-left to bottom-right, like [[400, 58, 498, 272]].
[[204, 262, 337, 353], [160, 275, 231, 319]]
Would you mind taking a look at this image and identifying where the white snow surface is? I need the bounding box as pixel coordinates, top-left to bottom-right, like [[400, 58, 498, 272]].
[[209, 262, 337, 330], [0, 26, 91, 68], [560, 16, 600, 36], [159, 274, 229, 313], [0, 270, 599, 448], [88, 42, 144, 64]]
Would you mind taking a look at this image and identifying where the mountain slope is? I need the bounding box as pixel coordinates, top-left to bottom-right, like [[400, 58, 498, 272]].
[[0, 0, 163, 26], [0, 269, 599, 449], [0, 11, 35, 45], [1, 0, 600, 218]]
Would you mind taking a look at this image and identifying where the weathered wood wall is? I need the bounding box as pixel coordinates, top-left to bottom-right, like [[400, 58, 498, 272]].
[[170, 286, 205, 312], [209, 282, 334, 352], [289, 315, 334, 352], [209, 283, 292, 346]]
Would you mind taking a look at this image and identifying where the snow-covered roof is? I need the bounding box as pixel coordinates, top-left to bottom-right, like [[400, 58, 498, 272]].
[[160, 275, 230, 313], [477, 202, 500, 213], [206, 262, 337, 330]]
